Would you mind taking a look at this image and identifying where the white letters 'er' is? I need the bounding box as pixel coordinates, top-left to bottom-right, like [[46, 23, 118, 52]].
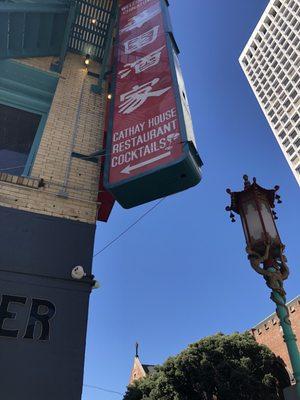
[[118, 78, 171, 115], [124, 26, 159, 55], [119, 46, 165, 79]]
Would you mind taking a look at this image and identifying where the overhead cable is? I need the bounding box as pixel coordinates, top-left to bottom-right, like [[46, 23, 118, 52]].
[[93, 197, 166, 258], [83, 384, 123, 396]]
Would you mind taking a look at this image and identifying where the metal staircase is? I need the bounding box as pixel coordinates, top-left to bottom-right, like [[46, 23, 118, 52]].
[[0, 0, 71, 59], [0, 0, 116, 74]]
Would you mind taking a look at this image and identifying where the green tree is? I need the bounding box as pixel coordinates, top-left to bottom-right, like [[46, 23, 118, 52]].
[[124, 333, 290, 400]]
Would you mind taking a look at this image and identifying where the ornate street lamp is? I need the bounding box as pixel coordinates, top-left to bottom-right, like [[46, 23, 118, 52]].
[[226, 175, 300, 397]]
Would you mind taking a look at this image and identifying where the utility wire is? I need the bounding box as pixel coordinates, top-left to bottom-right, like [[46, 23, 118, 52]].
[[83, 384, 123, 396], [0, 198, 167, 291], [93, 197, 166, 258]]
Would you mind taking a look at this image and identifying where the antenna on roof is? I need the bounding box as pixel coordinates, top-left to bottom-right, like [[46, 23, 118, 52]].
[[135, 342, 139, 358]]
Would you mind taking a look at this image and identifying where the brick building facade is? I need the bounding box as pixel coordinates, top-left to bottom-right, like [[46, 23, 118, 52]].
[[0, 1, 115, 399], [250, 296, 300, 378], [0, 54, 105, 223], [129, 299, 300, 395], [129, 355, 155, 385], [0, 53, 107, 400]]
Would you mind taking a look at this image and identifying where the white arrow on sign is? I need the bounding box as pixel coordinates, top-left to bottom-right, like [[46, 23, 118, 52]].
[[121, 151, 171, 175]]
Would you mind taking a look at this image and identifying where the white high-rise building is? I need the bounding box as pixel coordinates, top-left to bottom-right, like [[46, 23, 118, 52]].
[[239, 0, 300, 186]]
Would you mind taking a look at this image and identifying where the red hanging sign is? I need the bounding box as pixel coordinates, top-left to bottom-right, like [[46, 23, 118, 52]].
[[104, 0, 202, 208], [108, 0, 183, 184]]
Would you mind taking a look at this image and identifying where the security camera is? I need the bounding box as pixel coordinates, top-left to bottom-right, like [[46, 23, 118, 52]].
[[92, 280, 100, 289], [71, 266, 86, 280]]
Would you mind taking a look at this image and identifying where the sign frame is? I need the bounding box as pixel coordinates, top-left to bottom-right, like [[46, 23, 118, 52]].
[[104, 0, 202, 208]]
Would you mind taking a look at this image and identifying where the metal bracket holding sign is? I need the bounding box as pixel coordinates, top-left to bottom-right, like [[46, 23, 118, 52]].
[[71, 150, 105, 164], [103, 0, 202, 208]]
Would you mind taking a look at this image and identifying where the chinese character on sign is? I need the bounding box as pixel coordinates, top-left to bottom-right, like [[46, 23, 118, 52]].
[[120, 5, 160, 34], [119, 78, 171, 115], [119, 46, 165, 79], [124, 26, 159, 55]]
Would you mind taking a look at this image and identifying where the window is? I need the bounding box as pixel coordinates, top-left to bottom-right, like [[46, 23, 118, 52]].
[[289, 129, 297, 139], [291, 90, 297, 98], [279, 130, 286, 139], [287, 146, 295, 156], [292, 74, 299, 83], [274, 101, 280, 109], [274, 0, 282, 8], [243, 58, 249, 66], [260, 26, 267, 34], [278, 108, 284, 117], [286, 122, 292, 131], [265, 17, 272, 26], [0, 60, 58, 177], [283, 138, 290, 147], [269, 110, 275, 117], [0, 104, 42, 176]]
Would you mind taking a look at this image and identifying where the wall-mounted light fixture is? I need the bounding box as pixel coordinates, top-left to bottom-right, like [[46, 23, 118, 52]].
[[107, 93, 112, 100], [84, 54, 91, 66]]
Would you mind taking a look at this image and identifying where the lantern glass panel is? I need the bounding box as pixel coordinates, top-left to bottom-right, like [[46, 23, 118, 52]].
[[260, 200, 278, 240], [243, 199, 264, 242], [240, 214, 250, 244]]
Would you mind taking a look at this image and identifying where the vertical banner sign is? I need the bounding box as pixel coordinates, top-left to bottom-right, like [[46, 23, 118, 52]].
[[104, 0, 202, 208]]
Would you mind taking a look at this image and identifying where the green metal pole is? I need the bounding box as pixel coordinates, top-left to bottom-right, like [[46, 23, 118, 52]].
[[267, 266, 300, 399]]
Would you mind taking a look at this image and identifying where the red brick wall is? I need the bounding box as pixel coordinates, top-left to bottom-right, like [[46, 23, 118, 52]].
[[251, 297, 300, 376], [129, 357, 147, 384]]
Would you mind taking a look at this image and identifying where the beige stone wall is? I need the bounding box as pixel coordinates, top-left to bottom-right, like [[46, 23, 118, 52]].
[[0, 53, 106, 224]]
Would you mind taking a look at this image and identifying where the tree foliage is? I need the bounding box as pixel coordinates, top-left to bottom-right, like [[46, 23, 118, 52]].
[[124, 333, 290, 400]]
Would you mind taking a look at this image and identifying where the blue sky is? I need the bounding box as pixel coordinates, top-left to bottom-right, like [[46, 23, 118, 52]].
[[82, 1, 300, 398]]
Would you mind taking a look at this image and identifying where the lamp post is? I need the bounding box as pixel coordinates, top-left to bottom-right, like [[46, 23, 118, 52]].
[[226, 175, 300, 398]]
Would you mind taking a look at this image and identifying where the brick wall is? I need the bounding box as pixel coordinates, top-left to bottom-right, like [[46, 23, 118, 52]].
[[251, 296, 300, 376], [0, 53, 107, 224], [129, 357, 147, 384]]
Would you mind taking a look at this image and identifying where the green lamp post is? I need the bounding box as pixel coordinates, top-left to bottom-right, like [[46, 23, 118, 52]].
[[226, 175, 300, 398]]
